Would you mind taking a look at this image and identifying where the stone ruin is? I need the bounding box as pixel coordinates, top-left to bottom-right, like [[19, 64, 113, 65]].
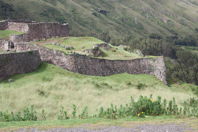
[[0, 20, 69, 42], [0, 20, 167, 84]]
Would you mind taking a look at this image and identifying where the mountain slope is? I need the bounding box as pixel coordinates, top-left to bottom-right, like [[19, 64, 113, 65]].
[[1, 0, 198, 41]]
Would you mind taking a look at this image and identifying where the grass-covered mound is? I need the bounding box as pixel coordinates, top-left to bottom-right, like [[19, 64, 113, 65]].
[[34, 37, 144, 60], [0, 30, 22, 39], [0, 63, 195, 119]]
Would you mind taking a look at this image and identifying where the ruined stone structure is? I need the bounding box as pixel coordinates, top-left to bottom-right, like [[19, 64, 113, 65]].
[[15, 43, 167, 84], [0, 20, 167, 84], [0, 51, 41, 80], [0, 40, 14, 51], [0, 20, 69, 42]]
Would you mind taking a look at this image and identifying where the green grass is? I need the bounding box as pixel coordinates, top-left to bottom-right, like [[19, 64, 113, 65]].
[[35, 37, 144, 60], [0, 116, 198, 131], [0, 30, 22, 39], [0, 63, 195, 119]]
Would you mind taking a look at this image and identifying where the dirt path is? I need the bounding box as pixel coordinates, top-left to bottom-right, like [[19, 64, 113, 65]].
[[14, 124, 196, 132]]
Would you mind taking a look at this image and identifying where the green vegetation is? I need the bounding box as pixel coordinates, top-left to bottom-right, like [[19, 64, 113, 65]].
[[180, 46, 198, 54], [128, 38, 198, 85], [35, 37, 143, 60], [0, 95, 197, 122], [0, 30, 22, 39], [1, 0, 198, 43], [0, 63, 196, 120]]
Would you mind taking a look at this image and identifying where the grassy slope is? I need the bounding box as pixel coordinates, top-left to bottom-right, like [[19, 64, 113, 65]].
[[35, 37, 142, 60], [0, 63, 195, 119], [1, 0, 198, 40]]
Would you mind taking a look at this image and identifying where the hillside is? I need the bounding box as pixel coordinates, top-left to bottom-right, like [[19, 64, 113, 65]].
[[0, 63, 195, 119], [1, 0, 198, 42]]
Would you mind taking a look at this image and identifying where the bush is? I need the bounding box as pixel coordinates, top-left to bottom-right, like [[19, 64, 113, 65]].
[[57, 106, 69, 120], [137, 83, 146, 90], [132, 96, 165, 116]]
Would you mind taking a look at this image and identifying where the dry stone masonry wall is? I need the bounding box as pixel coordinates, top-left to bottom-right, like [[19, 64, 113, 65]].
[[16, 43, 167, 84], [7, 22, 29, 32], [10, 23, 69, 42], [0, 20, 69, 42], [0, 51, 41, 80]]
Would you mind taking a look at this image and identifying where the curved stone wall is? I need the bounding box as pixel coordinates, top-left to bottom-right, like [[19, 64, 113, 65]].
[[16, 43, 167, 84], [0, 51, 41, 80]]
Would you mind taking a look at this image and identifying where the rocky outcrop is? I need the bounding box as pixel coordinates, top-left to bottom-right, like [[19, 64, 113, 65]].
[[16, 43, 167, 84], [0, 51, 41, 80]]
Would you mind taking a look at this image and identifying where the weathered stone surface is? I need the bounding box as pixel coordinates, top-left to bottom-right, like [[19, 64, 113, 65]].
[[0, 20, 8, 30], [85, 47, 106, 57], [0, 40, 15, 51], [10, 22, 69, 42], [16, 43, 167, 84], [0, 21, 69, 42], [0, 51, 41, 80], [7, 22, 29, 32]]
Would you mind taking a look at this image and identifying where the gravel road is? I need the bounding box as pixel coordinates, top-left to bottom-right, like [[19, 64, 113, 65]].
[[15, 124, 196, 132]]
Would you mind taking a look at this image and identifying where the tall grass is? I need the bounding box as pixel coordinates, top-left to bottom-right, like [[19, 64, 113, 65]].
[[0, 63, 195, 119], [0, 96, 197, 122]]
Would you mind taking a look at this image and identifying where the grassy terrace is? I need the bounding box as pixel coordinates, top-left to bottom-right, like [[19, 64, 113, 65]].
[[0, 63, 196, 120], [34, 37, 143, 60], [0, 30, 23, 39]]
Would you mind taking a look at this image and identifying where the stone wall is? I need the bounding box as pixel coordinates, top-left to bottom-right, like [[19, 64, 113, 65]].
[[7, 22, 29, 32], [0, 51, 41, 80], [10, 22, 69, 42], [0, 20, 8, 30], [0, 40, 14, 51], [0, 40, 4, 49], [16, 43, 167, 83]]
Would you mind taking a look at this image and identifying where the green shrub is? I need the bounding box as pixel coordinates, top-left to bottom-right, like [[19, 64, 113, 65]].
[[57, 106, 69, 120], [132, 96, 165, 116], [72, 105, 77, 118], [79, 106, 88, 119], [137, 83, 146, 90]]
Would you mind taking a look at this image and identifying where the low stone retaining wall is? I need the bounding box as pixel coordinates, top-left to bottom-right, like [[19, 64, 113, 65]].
[[16, 43, 167, 83], [0, 51, 41, 80]]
